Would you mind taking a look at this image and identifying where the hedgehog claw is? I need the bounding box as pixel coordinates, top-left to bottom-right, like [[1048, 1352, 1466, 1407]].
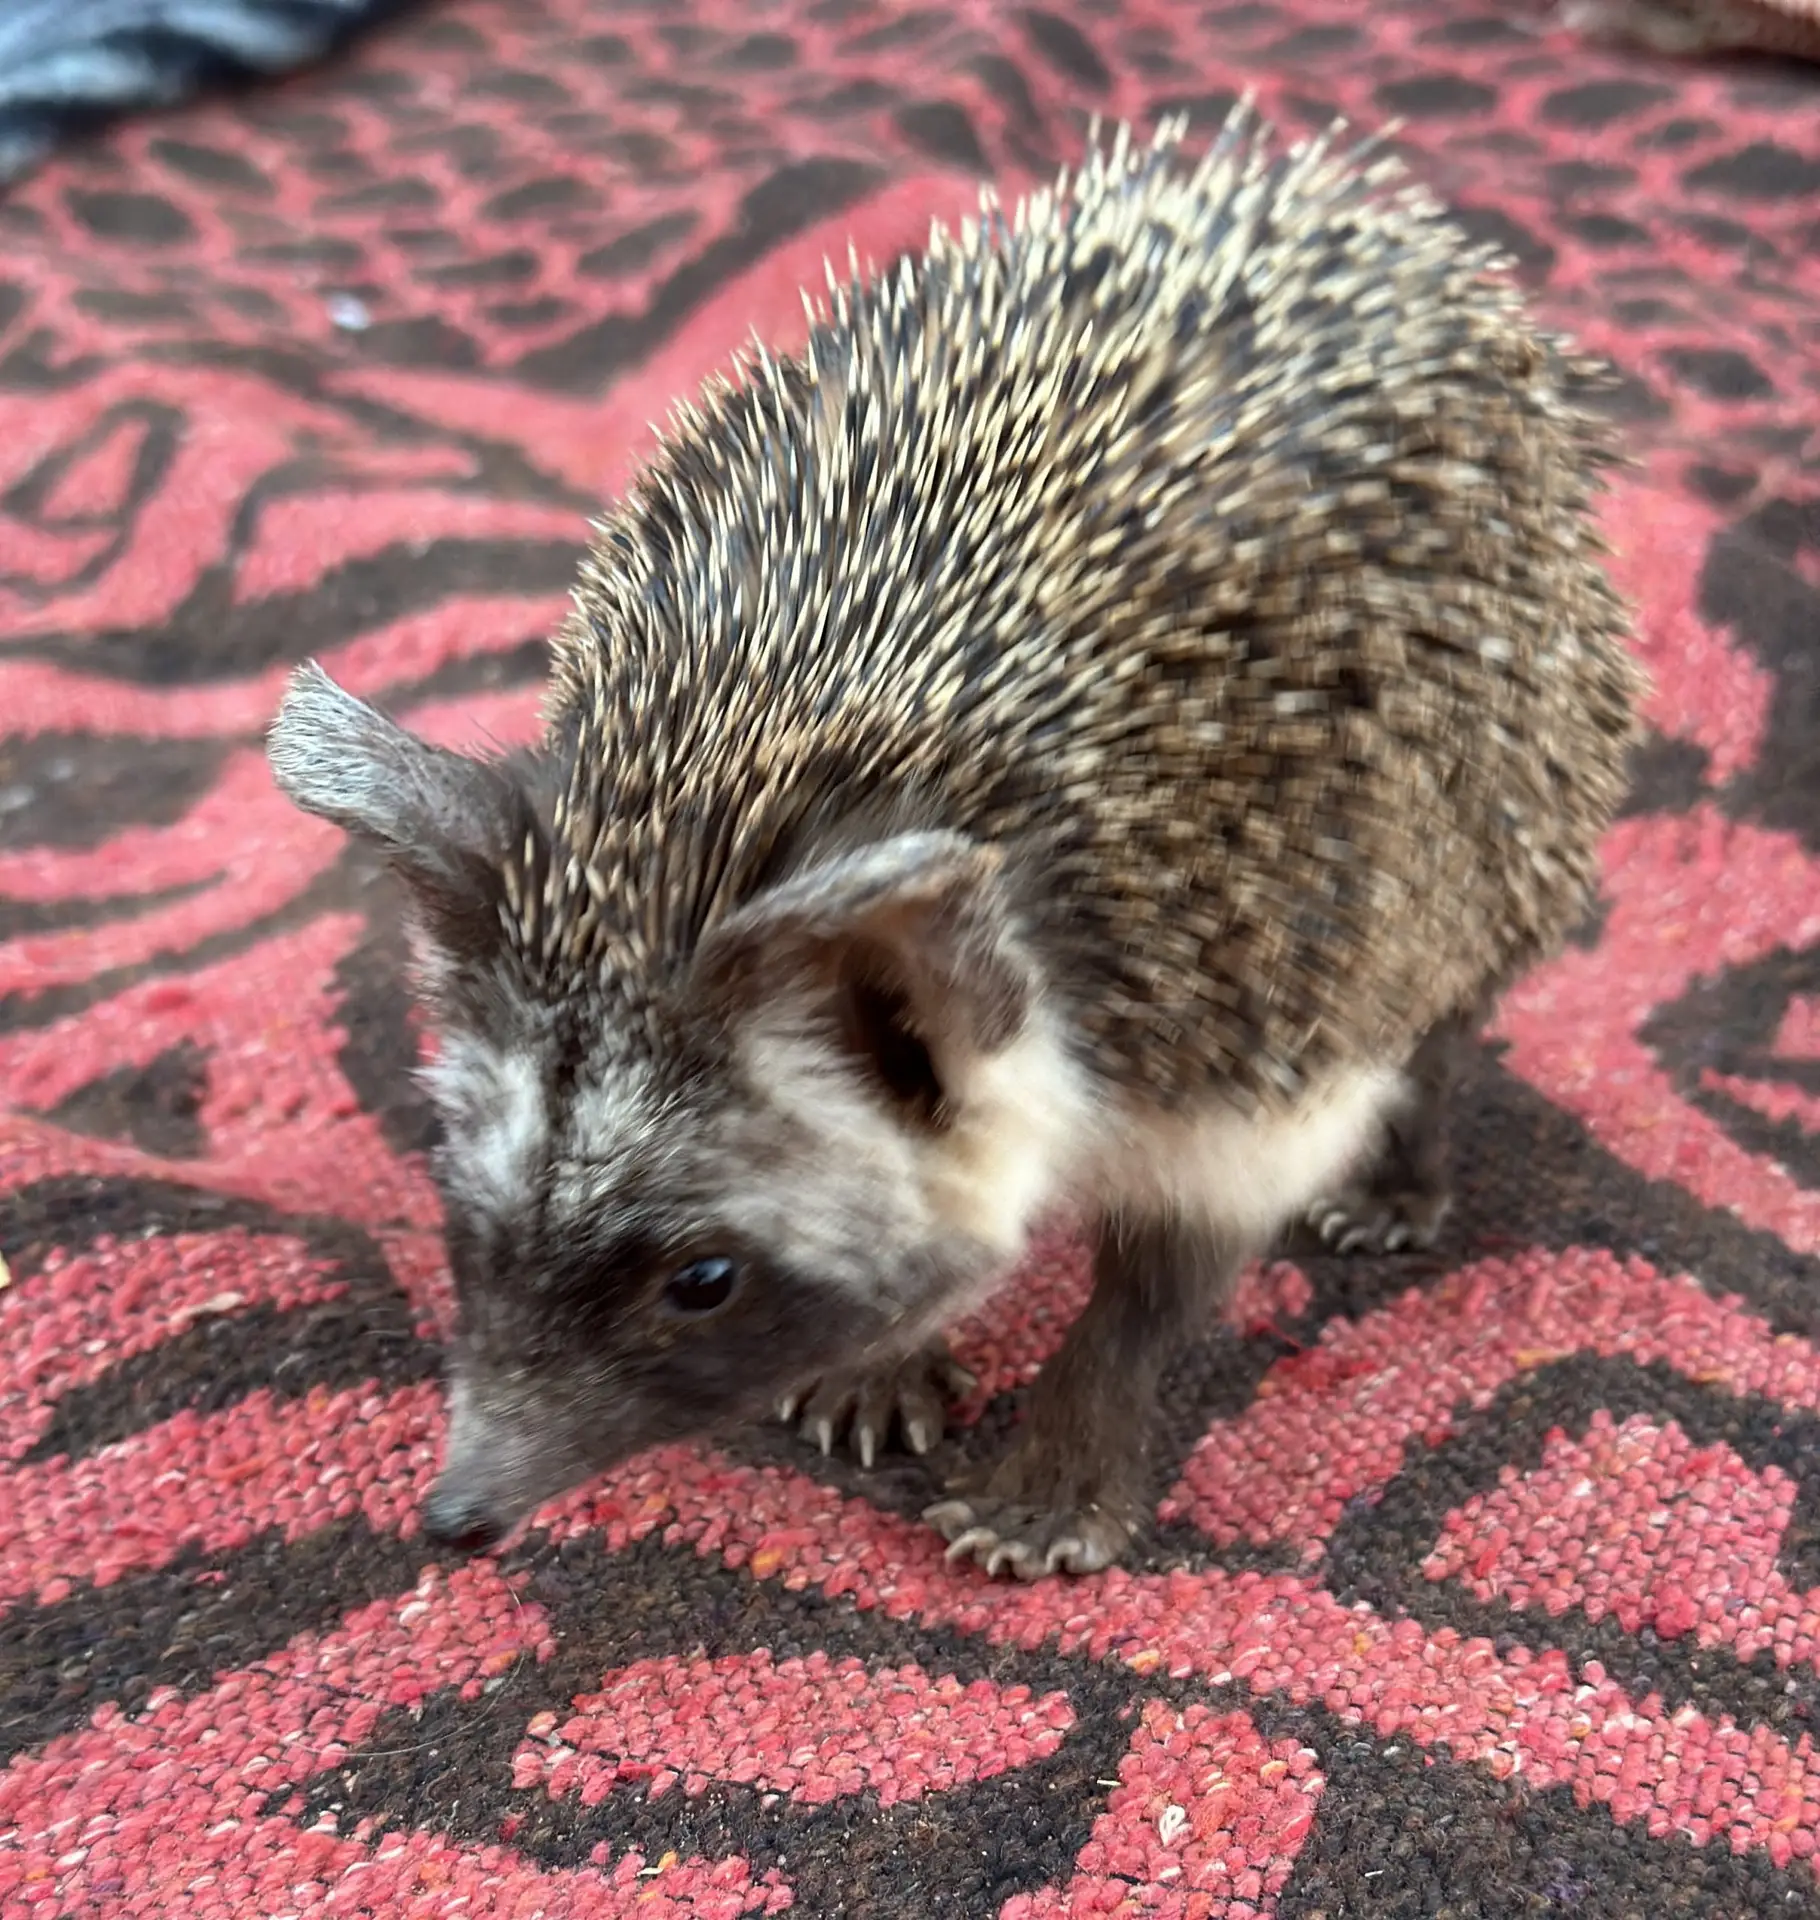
[[778, 1342, 974, 1471], [1306, 1184, 1449, 1257], [923, 1500, 975, 1536], [923, 1492, 1134, 1581], [940, 1524, 1000, 1565]]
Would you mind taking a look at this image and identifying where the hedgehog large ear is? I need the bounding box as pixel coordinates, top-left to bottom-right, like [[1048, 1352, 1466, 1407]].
[[267, 662, 524, 934], [694, 832, 1033, 1116]]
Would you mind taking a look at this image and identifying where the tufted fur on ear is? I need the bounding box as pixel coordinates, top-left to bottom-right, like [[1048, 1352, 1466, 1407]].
[[692, 831, 1038, 1126], [266, 661, 535, 954]]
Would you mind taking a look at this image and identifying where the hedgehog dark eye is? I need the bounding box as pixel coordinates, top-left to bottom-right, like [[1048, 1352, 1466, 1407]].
[[662, 1257, 739, 1316]]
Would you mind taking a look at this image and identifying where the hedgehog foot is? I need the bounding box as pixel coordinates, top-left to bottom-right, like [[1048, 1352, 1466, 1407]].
[[1305, 1180, 1451, 1256], [927, 1208, 1240, 1579], [1305, 1007, 1477, 1256], [924, 1484, 1139, 1581], [776, 1342, 976, 1469]]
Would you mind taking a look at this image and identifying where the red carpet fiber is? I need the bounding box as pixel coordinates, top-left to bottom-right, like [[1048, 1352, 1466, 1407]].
[[4, 2, 1820, 1913]]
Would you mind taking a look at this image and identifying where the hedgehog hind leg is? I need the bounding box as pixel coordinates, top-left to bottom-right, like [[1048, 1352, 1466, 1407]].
[[776, 1341, 978, 1470], [926, 1212, 1242, 1581], [1302, 1007, 1480, 1257]]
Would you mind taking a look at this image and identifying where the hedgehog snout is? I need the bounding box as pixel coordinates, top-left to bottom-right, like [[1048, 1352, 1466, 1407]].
[[422, 1483, 509, 1555]]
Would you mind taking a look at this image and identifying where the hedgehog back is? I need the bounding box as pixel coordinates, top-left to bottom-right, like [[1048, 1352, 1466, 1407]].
[[539, 113, 1641, 1111]]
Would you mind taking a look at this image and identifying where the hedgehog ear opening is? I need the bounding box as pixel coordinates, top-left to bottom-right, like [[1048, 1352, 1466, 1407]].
[[695, 831, 1033, 1112], [267, 662, 524, 926]]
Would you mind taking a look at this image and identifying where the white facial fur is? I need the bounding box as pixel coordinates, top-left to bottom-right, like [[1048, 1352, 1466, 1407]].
[[729, 1017, 929, 1295], [911, 1000, 1099, 1272], [558, 1066, 668, 1192], [420, 1033, 550, 1222], [732, 993, 1099, 1317]]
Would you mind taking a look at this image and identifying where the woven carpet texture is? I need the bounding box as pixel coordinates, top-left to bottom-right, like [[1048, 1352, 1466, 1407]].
[[4, 1, 1820, 1914]]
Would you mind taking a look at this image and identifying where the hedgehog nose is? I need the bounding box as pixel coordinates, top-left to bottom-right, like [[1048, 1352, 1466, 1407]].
[[422, 1485, 507, 1554]]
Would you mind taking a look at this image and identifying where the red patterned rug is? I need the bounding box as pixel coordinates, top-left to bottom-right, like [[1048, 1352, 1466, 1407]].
[[3, 2, 1820, 1914]]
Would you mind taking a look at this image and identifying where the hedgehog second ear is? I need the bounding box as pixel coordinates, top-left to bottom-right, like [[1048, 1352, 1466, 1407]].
[[695, 831, 1034, 1086], [266, 662, 523, 918]]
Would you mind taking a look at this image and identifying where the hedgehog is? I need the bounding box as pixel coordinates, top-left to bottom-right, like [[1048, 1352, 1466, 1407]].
[[266, 101, 1643, 1581]]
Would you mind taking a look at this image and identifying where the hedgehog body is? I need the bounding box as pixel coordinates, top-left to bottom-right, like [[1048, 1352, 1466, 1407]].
[[269, 105, 1643, 1580]]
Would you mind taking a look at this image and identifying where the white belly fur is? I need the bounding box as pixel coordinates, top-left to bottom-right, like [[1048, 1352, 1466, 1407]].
[[1094, 1062, 1410, 1251]]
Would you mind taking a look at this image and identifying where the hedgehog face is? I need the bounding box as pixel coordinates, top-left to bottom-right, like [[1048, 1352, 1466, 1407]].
[[266, 665, 1095, 1550], [413, 998, 1016, 1549]]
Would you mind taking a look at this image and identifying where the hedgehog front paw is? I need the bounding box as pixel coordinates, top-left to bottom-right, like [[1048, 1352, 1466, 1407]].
[[922, 1434, 1142, 1580], [923, 1490, 1137, 1580], [1305, 1180, 1450, 1256], [775, 1341, 975, 1469]]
